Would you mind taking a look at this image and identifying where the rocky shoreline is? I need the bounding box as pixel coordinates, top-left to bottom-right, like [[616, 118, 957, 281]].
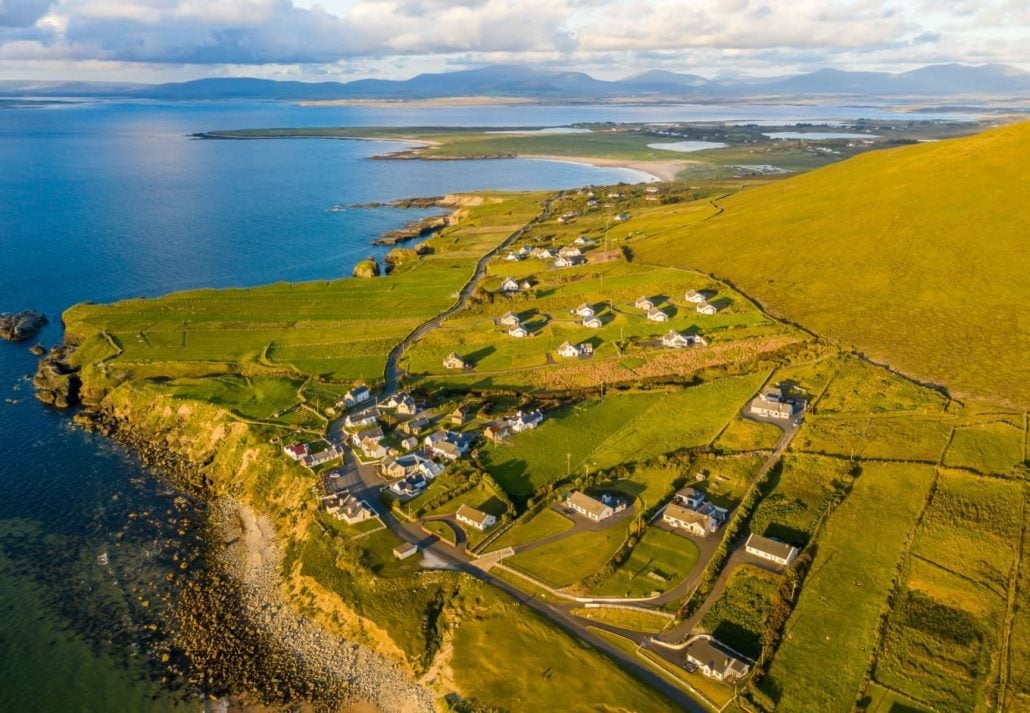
[[0, 309, 48, 342], [65, 406, 435, 712]]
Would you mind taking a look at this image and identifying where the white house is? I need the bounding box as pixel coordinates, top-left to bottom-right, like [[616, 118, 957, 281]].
[[685, 289, 706, 304], [748, 392, 796, 420], [647, 307, 669, 323], [283, 443, 308, 460], [583, 315, 603, 329], [508, 324, 528, 338], [558, 246, 582, 258], [635, 296, 655, 311], [531, 248, 555, 260], [696, 302, 719, 315], [443, 352, 467, 370], [343, 385, 371, 408], [664, 503, 719, 537], [456, 504, 497, 532], [745, 533, 799, 567], [675, 486, 706, 509], [321, 493, 375, 525], [558, 341, 581, 358], [504, 252, 522, 262], [566, 491, 621, 522], [573, 236, 595, 247], [684, 636, 750, 682], [516, 245, 532, 258], [520, 280, 535, 292], [614, 212, 629, 222], [661, 330, 691, 349], [553, 255, 583, 268], [572, 303, 595, 318], [499, 311, 521, 326], [499, 277, 520, 293], [344, 407, 380, 429], [510, 409, 544, 433]]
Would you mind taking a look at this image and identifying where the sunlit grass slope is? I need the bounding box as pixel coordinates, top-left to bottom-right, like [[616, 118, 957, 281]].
[[633, 122, 1030, 407]]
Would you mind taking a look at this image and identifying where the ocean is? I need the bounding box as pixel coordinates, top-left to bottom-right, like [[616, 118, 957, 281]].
[[0, 99, 974, 710]]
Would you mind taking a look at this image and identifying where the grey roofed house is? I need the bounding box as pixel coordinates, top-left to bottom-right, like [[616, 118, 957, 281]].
[[684, 636, 750, 681], [675, 486, 705, 508], [647, 307, 669, 322], [661, 330, 691, 348], [443, 352, 467, 369], [500, 311, 521, 326], [583, 315, 603, 328], [745, 533, 799, 566], [684, 289, 706, 303], [350, 426, 384, 445], [748, 395, 795, 420], [344, 406, 380, 428], [663, 503, 719, 536], [456, 504, 497, 531], [635, 296, 655, 310], [566, 490, 615, 521]]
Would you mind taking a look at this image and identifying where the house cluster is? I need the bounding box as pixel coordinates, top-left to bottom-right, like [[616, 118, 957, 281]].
[[748, 386, 806, 422], [661, 330, 707, 349], [283, 439, 343, 469], [684, 635, 751, 682], [662, 486, 727, 538], [558, 340, 593, 359], [565, 490, 627, 522], [685, 289, 720, 316], [500, 311, 529, 338], [483, 409, 545, 443], [319, 491, 375, 525], [571, 302, 603, 329], [497, 276, 535, 294]]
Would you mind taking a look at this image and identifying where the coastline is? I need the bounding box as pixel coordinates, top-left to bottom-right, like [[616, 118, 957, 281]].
[[520, 154, 684, 182]]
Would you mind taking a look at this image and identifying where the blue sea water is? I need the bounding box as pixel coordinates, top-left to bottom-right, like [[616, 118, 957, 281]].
[[0, 99, 977, 710]]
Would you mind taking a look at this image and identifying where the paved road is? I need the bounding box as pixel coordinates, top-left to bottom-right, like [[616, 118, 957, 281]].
[[382, 195, 557, 393]]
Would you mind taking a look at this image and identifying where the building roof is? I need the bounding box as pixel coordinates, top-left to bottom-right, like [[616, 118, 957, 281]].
[[567, 491, 611, 519], [665, 503, 716, 529], [456, 504, 493, 528], [746, 533, 798, 561], [750, 398, 794, 416], [677, 486, 704, 502], [685, 637, 749, 677]]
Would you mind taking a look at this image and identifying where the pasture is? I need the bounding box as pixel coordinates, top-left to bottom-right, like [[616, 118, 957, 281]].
[[506, 523, 629, 589], [748, 454, 853, 546], [589, 527, 700, 598]]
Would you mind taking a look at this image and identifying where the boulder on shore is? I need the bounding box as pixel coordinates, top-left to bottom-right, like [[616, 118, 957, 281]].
[[0, 310, 48, 342], [352, 259, 381, 279]]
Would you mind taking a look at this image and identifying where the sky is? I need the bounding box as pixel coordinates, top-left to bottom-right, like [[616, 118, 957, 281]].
[[0, 0, 1028, 83]]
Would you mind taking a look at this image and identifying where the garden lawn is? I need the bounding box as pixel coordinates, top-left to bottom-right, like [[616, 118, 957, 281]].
[[760, 462, 935, 712], [491, 508, 574, 551], [590, 527, 700, 598], [507, 524, 628, 589]]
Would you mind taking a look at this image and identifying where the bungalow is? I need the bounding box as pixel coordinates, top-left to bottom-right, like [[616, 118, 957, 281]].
[[443, 352, 468, 370], [748, 392, 796, 421], [583, 315, 603, 329], [684, 289, 706, 304], [349, 426, 384, 446], [675, 486, 706, 510], [359, 437, 388, 460], [664, 503, 719, 537], [531, 247, 555, 260], [456, 504, 497, 532], [399, 416, 431, 437], [647, 307, 670, 323], [424, 430, 472, 461], [566, 491, 620, 522], [321, 493, 375, 525], [389, 474, 427, 497], [510, 409, 544, 433], [483, 422, 511, 443], [342, 385, 372, 408], [696, 302, 719, 315], [558, 246, 583, 258], [499, 277, 520, 293], [553, 255, 583, 268], [499, 311, 521, 327], [573, 236, 596, 247], [508, 324, 528, 338], [745, 533, 799, 567], [635, 296, 655, 311], [344, 407, 380, 429], [684, 636, 750, 682], [381, 392, 409, 410], [283, 443, 308, 460], [429, 440, 463, 461], [661, 330, 691, 349], [557, 341, 582, 358], [571, 303, 595, 318], [302, 445, 341, 468], [504, 251, 523, 262]]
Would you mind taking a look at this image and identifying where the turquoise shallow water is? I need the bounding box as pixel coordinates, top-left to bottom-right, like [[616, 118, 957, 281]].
[[0, 99, 974, 709]]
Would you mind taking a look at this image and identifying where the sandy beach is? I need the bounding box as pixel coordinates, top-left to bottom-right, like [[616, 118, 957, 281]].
[[521, 154, 689, 182]]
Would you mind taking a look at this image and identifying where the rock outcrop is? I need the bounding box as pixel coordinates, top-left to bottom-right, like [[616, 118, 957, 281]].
[[352, 258, 381, 279], [0, 310, 48, 342], [33, 346, 81, 409]]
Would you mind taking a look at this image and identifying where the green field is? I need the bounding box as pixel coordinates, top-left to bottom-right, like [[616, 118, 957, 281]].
[[569, 606, 672, 633], [449, 582, 677, 713], [748, 454, 854, 547], [714, 414, 783, 452], [632, 123, 1030, 407], [943, 421, 1026, 474], [483, 374, 766, 498], [699, 564, 781, 659], [1003, 484, 1030, 712], [507, 524, 629, 589], [761, 462, 935, 712], [490, 508, 575, 551], [589, 527, 700, 598]]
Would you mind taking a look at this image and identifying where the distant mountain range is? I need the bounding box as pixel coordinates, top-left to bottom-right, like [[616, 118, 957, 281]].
[[3, 63, 1029, 101]]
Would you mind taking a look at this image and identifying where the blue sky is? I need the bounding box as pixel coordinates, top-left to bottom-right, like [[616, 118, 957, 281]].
[[1, 0, 1027, 82]]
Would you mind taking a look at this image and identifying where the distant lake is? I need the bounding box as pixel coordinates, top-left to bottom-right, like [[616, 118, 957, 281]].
[[763, 131, 880, 140], [647, 140, 728, 152]]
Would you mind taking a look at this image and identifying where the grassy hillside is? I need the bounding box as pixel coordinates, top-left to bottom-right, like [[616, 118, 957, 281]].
[[633, 122, 1030, 407]]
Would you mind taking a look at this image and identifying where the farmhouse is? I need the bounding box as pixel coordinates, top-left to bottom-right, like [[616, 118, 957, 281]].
[[661, 330, 691, 348], [748, 391, 797, 420], [583, 315, 603, 328], [684, 636, 750, 682], [745, 533, 799, 566], [456, 504, 497, 532], [321, 493, 375, 525], [302, 445, 341, 468], [572, 303, 595, 318], [635, 296, 655, 311], [499, 277, 520, 293], [566, 491, 625, 522], [647, 307, 670, 323], [508, 324, 528, 338], [443, 352, 468, 370], [283, 443, 308, 460], [684, 289, 706, 304], [510, 409, 544, 433], [343, 385, 372, 408], [345, 407, 380, 428], [663, 503, 720, 537], [500, 311, 521, 326], [696, 302, 719, 315]]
